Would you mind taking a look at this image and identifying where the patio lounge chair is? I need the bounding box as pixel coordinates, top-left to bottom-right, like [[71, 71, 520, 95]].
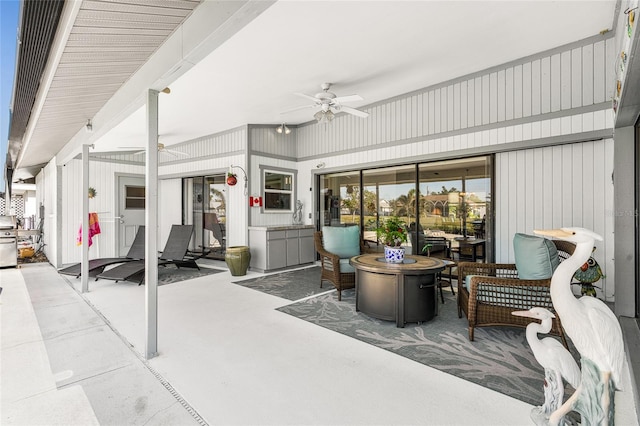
[[58, 226, 145, 278], [96, 225, 198, 284], [457, 234, 575, 348]]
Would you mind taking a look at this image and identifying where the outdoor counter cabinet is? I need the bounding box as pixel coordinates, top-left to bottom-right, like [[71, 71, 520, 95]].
[[248, 225, 315, 272]]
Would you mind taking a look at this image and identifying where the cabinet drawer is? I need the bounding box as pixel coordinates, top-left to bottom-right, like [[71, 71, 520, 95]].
[[286, 230, 299, 238], [267, 231, 286, 240], [299, 228, 314, 237]]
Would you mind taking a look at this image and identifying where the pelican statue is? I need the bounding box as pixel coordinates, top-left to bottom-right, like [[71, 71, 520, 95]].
[[534, 227, 624, 426], [512, 307, 581, 425]]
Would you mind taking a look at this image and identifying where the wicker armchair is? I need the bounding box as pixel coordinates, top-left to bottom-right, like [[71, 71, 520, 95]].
[[457, 239, 575, 347], [314, 229, 369, 301]]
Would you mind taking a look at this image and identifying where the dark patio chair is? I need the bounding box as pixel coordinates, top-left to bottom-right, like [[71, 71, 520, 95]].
[[58, 226, 145, 278]]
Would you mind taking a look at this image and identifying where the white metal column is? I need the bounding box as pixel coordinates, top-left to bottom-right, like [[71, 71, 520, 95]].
[[81, 143, 90, 293], [145, 89, 159, 359]]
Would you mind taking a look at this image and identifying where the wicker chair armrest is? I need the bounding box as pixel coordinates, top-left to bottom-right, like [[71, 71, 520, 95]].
[[468, 275, 553, 312], [457, 262, 518, 283]]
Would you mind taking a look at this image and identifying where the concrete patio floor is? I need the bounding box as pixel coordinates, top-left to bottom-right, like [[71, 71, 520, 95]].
[[2, 261, 638, 425]]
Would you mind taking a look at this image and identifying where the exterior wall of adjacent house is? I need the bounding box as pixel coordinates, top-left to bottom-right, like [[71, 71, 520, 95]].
[[37, 33, 619, 302]]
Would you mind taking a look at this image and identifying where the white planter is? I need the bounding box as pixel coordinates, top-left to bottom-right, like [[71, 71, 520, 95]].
[[384, 246, 405, 263]]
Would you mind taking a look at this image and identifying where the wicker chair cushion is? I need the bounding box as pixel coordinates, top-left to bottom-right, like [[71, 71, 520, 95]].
[[322, 226, 360, 259], [339, 258, 356, 273], [513, 233, 560, 279]]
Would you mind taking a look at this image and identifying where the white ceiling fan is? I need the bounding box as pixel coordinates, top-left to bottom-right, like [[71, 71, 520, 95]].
[[118, 137, 188, 158], [284, 83, 369, 122]]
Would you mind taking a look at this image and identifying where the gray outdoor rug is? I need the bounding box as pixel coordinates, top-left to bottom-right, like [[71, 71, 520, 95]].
[[278, 288, 578, 406], [232, 266, 327, 301]]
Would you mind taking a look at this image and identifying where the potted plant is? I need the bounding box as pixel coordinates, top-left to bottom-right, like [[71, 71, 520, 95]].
[[376, 216, 408, 263], [88, 187, 97, 199], [227, 172, 237, 186]]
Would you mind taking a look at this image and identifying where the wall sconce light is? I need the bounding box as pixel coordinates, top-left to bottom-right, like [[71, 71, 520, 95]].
[[276, 123, 291, 134], [85, 119, 93, 133]]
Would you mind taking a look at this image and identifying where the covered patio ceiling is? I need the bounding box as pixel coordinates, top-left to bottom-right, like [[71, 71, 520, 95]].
[[10, 0, 617, 178]]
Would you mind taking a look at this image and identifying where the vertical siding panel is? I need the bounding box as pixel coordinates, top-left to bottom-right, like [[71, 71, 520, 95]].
[[561, 144, 573, 226], [560, 51, 572, 110], [593, 40, 606, 104], [467, 79, 475, 127], [550, 53, 561, 112], [541, 147, 553, 228], [412, 95, 419, 138], [533, 148, 544, 230], [514, 65, 523, 119], [460, 81, 468, 128], [475, 76, 483, 125], [582, 44, 594, 106], [541, 56, 551, 113], [417, 93, 424, 137], [571, 47, 582, 108], [435, 89, 441, 134], [497, 70, 506, 122], [582, 142, 595, 231], [522, 62, 532, 117], [531, 59, 541, 115], [552, 145, 563, 226], [524, 149, 535, 231], [428, 90, 435, 135], [453, 83, 460, 130], [516, 150, 526, 231], [482, 74, 490, 125], [571, 143, 583, 226], [505, 67, 514, 120], [441, 87, 448, 132], [605, 38, 616, 101], [447, 84, 454, 131], [489, 72, 498, 123]]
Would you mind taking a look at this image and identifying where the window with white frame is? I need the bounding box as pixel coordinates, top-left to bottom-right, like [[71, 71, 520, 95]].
[[263, 168, 295, 212]]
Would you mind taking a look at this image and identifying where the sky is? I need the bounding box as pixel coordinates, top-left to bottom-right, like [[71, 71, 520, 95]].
[[1, 0, 20, 184]]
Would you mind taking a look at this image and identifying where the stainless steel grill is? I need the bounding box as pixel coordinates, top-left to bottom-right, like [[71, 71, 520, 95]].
[[0, 216, 18, 268]]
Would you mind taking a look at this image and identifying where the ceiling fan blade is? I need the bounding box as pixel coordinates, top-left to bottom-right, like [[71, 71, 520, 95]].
[[333, 94, 363, 103], [281, 104, 315, 114], [294, 92, 320, 103], [165, 149, 189, 157], [339, 105, 369, 118]]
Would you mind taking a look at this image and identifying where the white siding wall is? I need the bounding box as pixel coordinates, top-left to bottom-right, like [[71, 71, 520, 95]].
[[61, 159, 144, 264], [36, 160, 61, 267], [495, 139, 615, 300], [296, 37, 615, 158]]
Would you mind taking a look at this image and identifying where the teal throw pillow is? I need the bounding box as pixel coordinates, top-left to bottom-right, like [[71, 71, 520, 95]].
[[322, 226, 360, 259], [513, 233, 560, 280]]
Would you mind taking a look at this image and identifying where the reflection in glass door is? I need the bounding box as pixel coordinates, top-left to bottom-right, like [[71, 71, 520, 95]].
[[182, 174, 227, 259]]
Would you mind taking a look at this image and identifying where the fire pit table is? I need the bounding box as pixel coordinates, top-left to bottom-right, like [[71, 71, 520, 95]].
[[350, 254, 445, 327]]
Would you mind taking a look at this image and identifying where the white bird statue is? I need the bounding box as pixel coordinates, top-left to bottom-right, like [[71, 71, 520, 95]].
[[534, 227, 624, 426], [512, 307, 581, 425]]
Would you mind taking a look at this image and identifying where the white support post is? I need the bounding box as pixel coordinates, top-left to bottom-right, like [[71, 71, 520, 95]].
[[81, 144, 90, 293], [145, 89, 159, 359]]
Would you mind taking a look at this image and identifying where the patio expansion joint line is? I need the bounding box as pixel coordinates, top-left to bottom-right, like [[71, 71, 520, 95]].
[[59, 276, 210, 426]]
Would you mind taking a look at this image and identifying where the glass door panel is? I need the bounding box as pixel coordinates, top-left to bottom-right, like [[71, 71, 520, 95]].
[[363, 165, 417, 252], [418, 156, 492, 260], [319, 171, 360, 228]]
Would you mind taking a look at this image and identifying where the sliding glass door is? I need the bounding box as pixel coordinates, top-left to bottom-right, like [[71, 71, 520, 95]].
[[182, 174, 227, 259], [316, 155, 493, 259]]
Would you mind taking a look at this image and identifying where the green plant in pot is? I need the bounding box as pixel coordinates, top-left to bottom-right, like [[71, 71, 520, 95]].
[[376, 217, 408, 263]]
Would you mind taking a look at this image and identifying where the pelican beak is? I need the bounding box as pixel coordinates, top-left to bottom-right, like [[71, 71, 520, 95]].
[[511, 310, 533, 318], [534, 229, 575, 238]]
